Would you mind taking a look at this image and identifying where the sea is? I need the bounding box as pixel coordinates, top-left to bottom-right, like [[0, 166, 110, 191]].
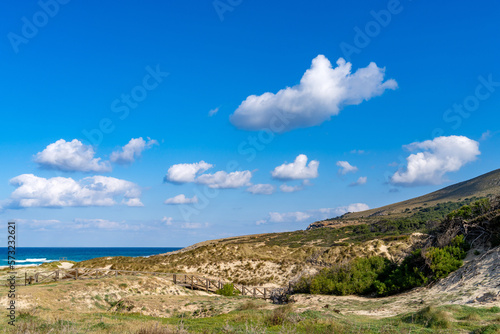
[[2, 247, 182, 268]]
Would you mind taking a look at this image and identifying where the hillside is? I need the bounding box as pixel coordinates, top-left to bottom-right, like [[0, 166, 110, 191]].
[[308, 168, 500, 229], [78, 170, 500, 288]]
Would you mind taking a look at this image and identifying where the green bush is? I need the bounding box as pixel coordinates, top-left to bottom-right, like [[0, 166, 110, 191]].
[[216, 283, 240, 297], [296, 256, 389, 296], [447, 198, 490, 220], [425, 235, 468, 279], [294, 235, 469, 297]]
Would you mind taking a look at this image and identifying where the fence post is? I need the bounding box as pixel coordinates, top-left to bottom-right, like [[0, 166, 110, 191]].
[[264, 288, 267, 299], [25, 272, 27, 286], [206, 279, 209, 292], [190, 276, 194, 289], [253, 288, 256, 298], [55, 270, 59, 281], [75, 269, 78, 280], [35, 273, 38, 283], [242, 285, 245, 296], [173, 274, 176, 284]]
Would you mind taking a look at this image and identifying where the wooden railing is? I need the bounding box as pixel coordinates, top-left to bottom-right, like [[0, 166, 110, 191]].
[[16, 268, 280, 300]]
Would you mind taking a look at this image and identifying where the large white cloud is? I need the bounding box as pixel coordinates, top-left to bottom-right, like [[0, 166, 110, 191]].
[[258, 203, 370, 224], [247, 184, 275, 195], [391, 135, 480, 186], [230, 55, 397, 132], [164, 194, 199, 205], [271, 154, 319, 180], [34, 139, 111, 172], [336, 161, 358, 175], [110, 137, 158, 165], [165, 161, 213, 184], [196, 171, 252, 189], [4, 174, 142, 208]]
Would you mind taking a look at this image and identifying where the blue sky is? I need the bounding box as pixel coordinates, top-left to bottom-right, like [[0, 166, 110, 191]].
[[0, 0, 499, 247]]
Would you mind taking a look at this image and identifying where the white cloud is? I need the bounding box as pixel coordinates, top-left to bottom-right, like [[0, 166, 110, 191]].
[[230, 55, 397, 132], [391, 135, 480, 186], [164, 194, 198, 205], [280, 184, 303, 193], [258, 203, 369, 225], [268, 211, 311, 223], [480, 130, 492, 141], [14, 219, 61, 228], [337, 161, 358, 175], [162, 216, 173, 225], [208, 107, 219, 117], [34, 139, 111, 172], [197, 170, 252, 189], [165, 161, 213, 184], [73, 218, 131, 230], [123, 198, 144, 207], [110, 137, 158, 165], [181, 222, 209, 229], [271, 154, 319, 180], [350, 149, 365, 154], [4, 174, 142, 208], [350, 176, 367, 186], [247, 184, 275, 195]]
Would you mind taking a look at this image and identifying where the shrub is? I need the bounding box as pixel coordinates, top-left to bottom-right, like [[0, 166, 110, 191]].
[[425, 235, 468, 279], [294, 235, 469, 297], [265, 305, 292, 326], [295, 256, 389, 296], [411, 306, 452, 329], [216, 283, 240, 297]]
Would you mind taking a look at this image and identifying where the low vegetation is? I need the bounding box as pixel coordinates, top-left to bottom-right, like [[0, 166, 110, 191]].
[[293, 197, 494, 298], [4, 303, 500, 333]]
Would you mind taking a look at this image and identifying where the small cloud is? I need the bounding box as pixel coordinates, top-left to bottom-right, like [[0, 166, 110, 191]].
[[162, 216, 173, 225], [164, 194, 198, 205], [34, 139, 111, 173], [123, 198, 144, 207], [350, 176, 367, 186], [350, 150, 365, 154], [110, 137, 158, 165], [208, 107, 220, 117], [196, 170, 252, 189], [336, 161, 358, 175], [165, 161, 213, 184], [391, 135, 480, 186], [271, 154, 319, 181], [247, 184, 275, 195], [480, 130, 491, 141], [280, 184, 303, 193], [257, 203, 370, 225], [181, 222, 209, 229]]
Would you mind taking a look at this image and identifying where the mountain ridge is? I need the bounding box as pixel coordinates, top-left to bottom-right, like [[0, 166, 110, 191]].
[[308, 168, 500, 229]]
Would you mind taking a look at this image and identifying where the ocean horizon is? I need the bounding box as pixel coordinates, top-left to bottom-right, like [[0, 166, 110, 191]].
[[2, 247, 183, 268]]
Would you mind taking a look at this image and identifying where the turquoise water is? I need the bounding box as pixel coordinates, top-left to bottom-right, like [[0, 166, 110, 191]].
[[2, 247, 182, 267]]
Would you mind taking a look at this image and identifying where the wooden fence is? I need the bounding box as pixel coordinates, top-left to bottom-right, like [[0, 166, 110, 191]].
[[14, 268, 278, 300]]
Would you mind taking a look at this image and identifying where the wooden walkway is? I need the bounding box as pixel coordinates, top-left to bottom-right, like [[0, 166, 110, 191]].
[[18, 268, 278, 300]]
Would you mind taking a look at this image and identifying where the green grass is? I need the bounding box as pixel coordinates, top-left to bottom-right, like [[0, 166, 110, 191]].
[[4, 304, 499, 333]]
